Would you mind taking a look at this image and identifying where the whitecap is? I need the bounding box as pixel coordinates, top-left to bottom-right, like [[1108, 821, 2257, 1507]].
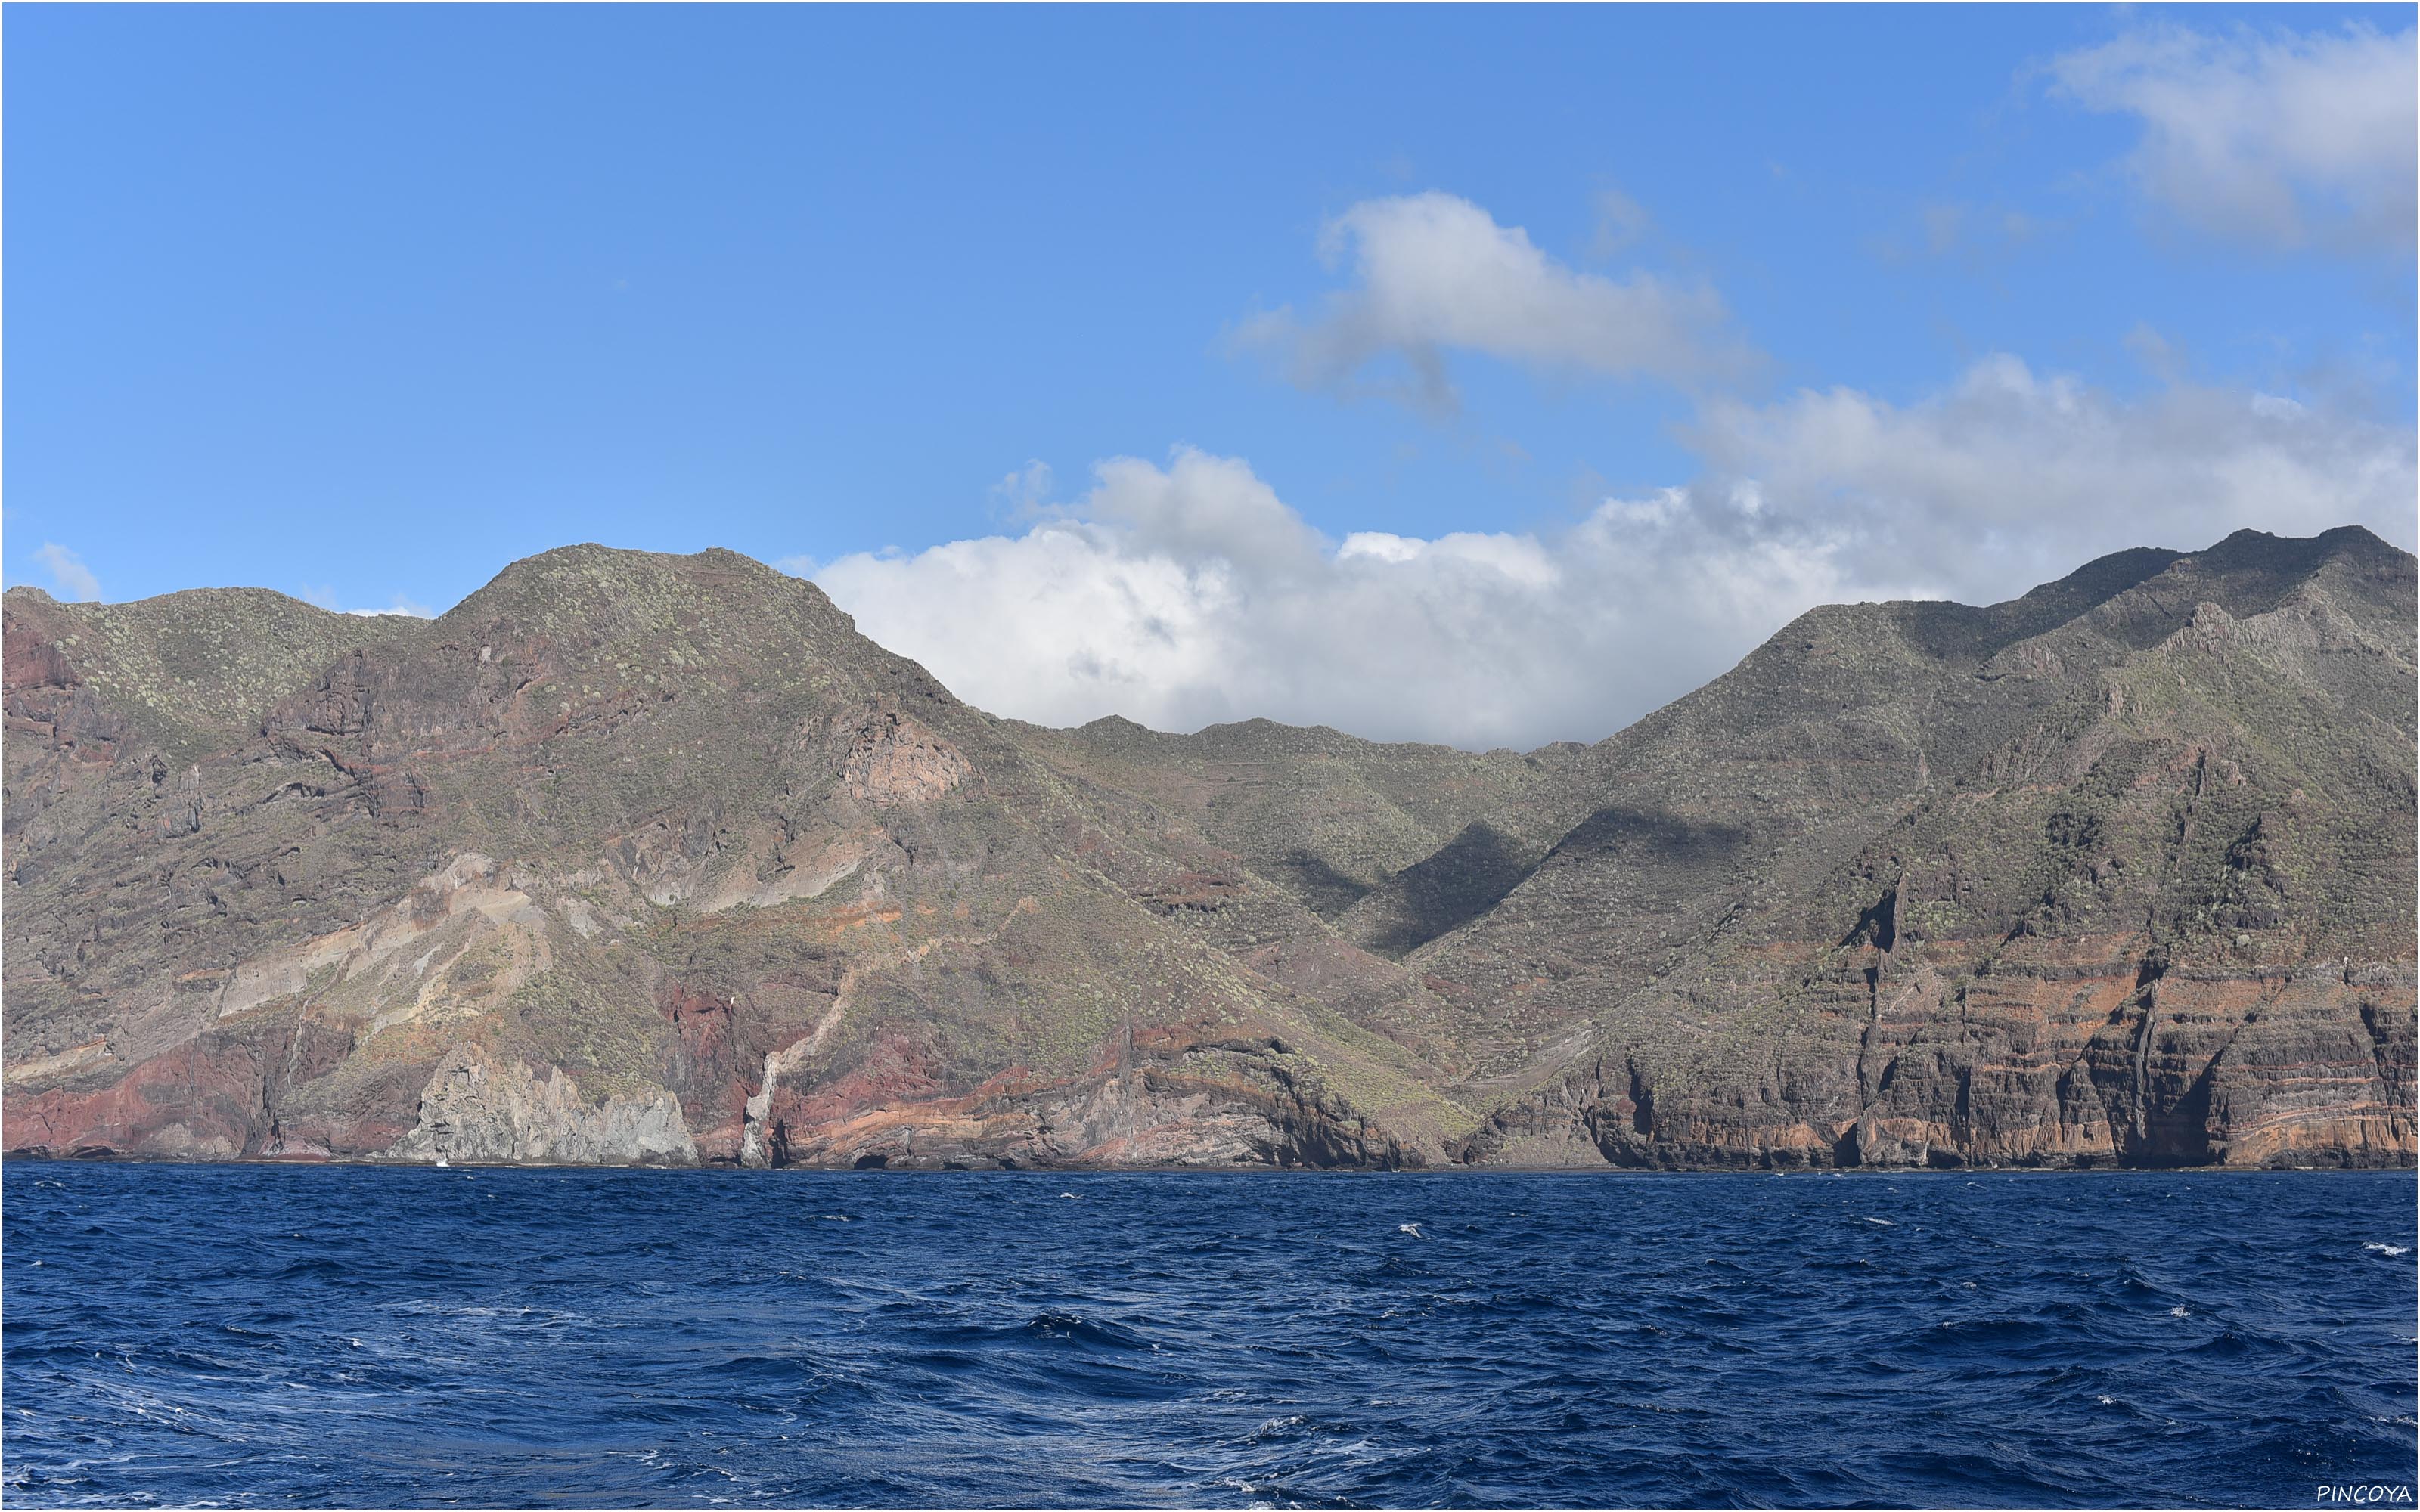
[[1864, 1217, 1894, 1226], [1398, 1222, 1425, 1238], [2168, 1305, 2189, 1318], [2363, 1242, 2412, 1256]]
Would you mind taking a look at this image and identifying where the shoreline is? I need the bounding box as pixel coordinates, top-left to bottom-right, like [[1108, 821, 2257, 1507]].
[[6, 1153, 2412, 1176]]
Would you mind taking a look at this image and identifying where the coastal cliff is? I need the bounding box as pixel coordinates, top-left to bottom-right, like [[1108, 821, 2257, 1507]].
[[7, 528, 2412, 1169]]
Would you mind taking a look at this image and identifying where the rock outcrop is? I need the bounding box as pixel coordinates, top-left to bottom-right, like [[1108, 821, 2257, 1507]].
[[6, 528, 2412, 1169], [387, 1043, 696, 1166]]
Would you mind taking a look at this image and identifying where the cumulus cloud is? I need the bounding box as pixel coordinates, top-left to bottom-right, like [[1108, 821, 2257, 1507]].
[[33, 544, 101, 602], [989, 460, 1056, 515], [1235, 191, 1751, 414], [2047, 22, 2418, 251], [818, 447, 1833, 749], [301, 584, 435, 618], [1687, 355, 2415, 599], [811, 373, 2410, 750], [354, 596, 436, 619]]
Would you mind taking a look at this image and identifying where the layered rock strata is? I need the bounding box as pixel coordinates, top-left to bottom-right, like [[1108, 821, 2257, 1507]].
[[6, 528, 2411, 1169]]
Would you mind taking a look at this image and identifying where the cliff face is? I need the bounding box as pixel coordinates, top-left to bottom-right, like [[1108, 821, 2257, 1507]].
[[2, 547, 1468, 1170], [6, 529, 2412, 1170], [1422, 530, 2420, 1170]]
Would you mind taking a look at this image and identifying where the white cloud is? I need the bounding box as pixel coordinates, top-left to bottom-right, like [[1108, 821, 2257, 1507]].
[[1686, 355, 2418, 596], [300, 584, 433, 618], [1590, 186, 1653, 256], [989, 460, 1055, 515], [33, 544, 101, 602], [1235, 191, 1751, 414], [2047, 23, 2418, 251], [350, 596, 434, 619], [814, 448, 1877, 749], [813, 370, 2412, 751]]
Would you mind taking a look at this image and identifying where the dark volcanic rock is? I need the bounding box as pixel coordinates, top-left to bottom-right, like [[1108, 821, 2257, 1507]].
[[6, 529, 2412, 1169]]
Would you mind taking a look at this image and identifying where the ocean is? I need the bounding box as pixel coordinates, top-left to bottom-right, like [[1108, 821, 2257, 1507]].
[[3, 1165, 2412, 1507]]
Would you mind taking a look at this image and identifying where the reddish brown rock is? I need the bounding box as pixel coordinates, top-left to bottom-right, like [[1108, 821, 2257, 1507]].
[[5, 530, 2411, 1170]]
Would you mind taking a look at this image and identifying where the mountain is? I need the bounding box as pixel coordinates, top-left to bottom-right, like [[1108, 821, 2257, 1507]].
[[6, 528, 2412, 1169]]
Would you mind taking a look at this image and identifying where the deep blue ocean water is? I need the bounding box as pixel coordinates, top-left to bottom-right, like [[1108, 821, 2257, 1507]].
[[2, 1167, 2412, 1509]]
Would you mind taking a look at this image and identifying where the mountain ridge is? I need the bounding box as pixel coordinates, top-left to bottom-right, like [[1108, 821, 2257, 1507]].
[[7, 525, 2411, 1169]]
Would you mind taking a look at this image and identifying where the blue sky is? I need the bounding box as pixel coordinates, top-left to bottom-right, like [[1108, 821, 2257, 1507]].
[[10, 5, 2415, 745]]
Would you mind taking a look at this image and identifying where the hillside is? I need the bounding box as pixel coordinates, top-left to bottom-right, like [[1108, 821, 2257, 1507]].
[[6, 528, 2411, 1169]]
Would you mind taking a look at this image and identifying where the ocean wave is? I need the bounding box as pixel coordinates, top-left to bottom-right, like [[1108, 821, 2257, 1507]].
[[2, 1164, 2410, 1507]]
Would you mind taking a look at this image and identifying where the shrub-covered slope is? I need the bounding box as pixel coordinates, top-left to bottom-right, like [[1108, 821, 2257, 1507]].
[[6, 529, 2409, 1168]]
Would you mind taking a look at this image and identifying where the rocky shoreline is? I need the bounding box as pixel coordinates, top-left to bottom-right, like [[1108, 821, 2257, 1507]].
[[9, 531, 2413, 1173], [11, 1149, 2407, 1173]]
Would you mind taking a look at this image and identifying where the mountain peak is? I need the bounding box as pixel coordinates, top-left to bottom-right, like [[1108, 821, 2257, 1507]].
[[2190, 522, 2412, 575], [5, 530, 2409, 1175], [436, 544, 859, 648]]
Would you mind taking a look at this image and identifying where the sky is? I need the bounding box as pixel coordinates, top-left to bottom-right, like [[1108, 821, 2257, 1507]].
[[8, 5, 2415, 749]]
